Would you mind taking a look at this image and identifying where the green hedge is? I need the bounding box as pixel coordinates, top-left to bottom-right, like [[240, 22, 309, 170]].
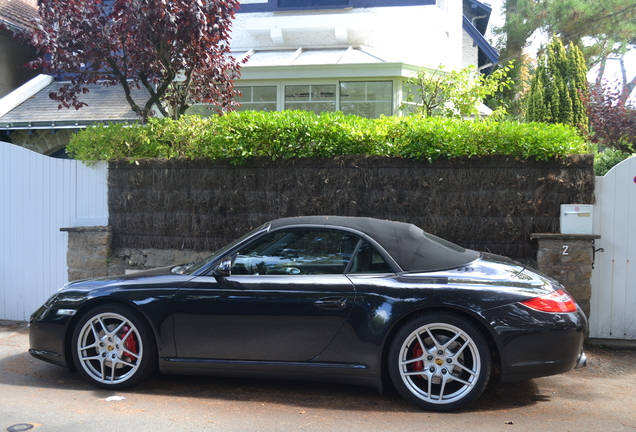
[[66, 111, 587, 164]]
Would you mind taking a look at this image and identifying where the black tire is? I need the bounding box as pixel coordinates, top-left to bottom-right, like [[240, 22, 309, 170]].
[[388, 312, 491, 412], [71, 304, 158, 390]]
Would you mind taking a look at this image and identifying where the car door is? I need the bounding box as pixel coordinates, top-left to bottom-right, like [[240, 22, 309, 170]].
[[173, 228, 358, 362]]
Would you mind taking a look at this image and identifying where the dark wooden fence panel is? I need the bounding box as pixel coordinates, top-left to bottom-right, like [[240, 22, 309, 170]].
[[108, 155, 595, 260]]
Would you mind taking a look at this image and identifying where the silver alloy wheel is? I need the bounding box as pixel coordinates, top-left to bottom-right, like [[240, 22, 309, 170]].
[[75, 312, 143, 385], [397, 322, 481, 405]]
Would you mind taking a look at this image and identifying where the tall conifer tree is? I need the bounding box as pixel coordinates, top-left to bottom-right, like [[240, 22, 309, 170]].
[[526, 36, 588, 129], [567, 45, 589, 130]]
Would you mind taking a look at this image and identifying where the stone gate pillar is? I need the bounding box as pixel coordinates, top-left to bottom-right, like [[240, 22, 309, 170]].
[[60, 226, 112, 281], [530, 233, 601, 319]]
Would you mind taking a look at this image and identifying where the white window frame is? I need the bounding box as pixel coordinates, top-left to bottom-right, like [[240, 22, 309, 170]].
[[188, 78, 404, 118]]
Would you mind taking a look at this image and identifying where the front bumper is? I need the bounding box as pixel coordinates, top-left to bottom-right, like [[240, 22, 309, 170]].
[[29, 305, 74, 369]]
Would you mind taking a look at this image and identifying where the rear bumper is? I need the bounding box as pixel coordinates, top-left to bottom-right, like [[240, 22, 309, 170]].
[[481, 303, 587, 382]]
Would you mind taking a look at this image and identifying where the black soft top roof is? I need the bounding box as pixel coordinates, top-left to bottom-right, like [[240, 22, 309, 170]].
[[270, 216, 481, 272]]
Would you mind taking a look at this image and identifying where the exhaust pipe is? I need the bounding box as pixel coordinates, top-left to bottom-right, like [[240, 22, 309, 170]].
[[575, 351, 587, 369]]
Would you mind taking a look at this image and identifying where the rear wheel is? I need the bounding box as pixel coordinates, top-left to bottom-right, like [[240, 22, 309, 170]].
[[71, 304, 157, 390], [388, 312, 491, 412]]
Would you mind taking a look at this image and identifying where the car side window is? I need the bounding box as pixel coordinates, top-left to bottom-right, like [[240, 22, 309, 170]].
[[347, 240, 393, 274], [231, 229, 358, 275]]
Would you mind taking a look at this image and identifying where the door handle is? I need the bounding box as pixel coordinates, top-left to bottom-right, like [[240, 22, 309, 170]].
[[314, 297, 347, 310]]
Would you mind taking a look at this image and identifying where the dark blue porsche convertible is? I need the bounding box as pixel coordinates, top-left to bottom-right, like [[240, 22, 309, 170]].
[[29, 216, 587, 412]]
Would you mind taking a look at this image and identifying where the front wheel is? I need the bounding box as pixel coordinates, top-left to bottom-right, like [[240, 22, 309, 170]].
[[388, 312, 491, 412], [71, 304, 157, 390]]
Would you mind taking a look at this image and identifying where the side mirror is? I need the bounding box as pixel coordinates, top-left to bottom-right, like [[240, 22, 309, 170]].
[[213, 256, 234, 278]]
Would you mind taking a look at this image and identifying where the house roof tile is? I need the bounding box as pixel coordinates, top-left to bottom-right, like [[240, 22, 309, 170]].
[[0, 81, 148, 128], [0, 0, 38, 31]]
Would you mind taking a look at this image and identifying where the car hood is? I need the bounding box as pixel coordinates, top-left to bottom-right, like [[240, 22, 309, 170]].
[[60, 265, 193, 293]]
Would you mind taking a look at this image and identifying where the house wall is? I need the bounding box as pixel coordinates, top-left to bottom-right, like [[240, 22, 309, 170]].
[[232, 2, 466, 70], [0, 31, 39, 99], [462, 29, 478, 68]]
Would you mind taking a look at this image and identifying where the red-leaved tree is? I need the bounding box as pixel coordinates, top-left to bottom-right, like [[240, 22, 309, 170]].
[[584, 81, 636, 153], [26, 0, 244, 120]]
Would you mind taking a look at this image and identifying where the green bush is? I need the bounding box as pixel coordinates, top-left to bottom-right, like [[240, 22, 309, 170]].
[[66, 111, 588, 164], [594, 148, 633, 176]]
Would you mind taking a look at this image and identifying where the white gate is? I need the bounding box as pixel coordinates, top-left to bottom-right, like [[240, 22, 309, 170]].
[[590, 156, 636, 340], [0, 141, 108, 321]]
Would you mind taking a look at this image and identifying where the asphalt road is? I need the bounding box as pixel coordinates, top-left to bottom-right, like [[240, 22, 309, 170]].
[[1, 320, 635, 432]]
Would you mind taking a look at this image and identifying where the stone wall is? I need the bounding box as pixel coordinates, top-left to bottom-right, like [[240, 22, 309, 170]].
[[62, 226, 210, 278], [108, 247, 210, 275], [8, 129, 73, 156]]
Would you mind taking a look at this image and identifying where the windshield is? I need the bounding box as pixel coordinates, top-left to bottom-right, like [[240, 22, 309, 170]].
[[176, 223, 270, 275]]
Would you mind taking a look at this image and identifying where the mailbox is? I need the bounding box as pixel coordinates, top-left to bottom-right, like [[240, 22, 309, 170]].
[[560, 204, 593, 234]]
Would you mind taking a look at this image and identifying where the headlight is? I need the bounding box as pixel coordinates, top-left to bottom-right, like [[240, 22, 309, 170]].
[[43, 282, 70, 308], [43, 292, 60, 308]]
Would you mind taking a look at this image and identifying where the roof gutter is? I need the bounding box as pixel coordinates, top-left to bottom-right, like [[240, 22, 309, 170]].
[[0, 119, 136, 132]]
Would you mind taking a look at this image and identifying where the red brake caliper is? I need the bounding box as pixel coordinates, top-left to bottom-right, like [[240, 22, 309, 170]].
[[413, 341, 424, 372], [121, 325, 138, 362]]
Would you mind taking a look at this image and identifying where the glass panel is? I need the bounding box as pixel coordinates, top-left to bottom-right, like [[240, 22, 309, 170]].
[[340, 81, 366, 100], [253, 86, 277, 102], [339, 81, 393, 118], [369, 81, 393, 101], [235, 86, 277, 112], [232, 229, 358, 275], [311, 85, 336, 101], [348, 241, 393, 274], [285, 85, 336, 114], [295, 49, 344, 65], [235, 86, 252, 103], [246, 50, 298, 66], [285, 85, 310, 102]]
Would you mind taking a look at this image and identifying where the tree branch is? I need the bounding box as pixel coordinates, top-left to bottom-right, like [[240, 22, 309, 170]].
[[105, 56, 145, 118]]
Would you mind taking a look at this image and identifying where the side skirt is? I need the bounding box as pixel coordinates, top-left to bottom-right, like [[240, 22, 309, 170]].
[[158, 358, 380, 389]]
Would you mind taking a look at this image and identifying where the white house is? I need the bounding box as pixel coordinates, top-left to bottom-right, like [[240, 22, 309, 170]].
[[187, 0, 498, 118]]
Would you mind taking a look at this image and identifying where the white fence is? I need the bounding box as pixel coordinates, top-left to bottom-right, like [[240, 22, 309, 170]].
[[590, 156, 636, 340], [0, 141, 108, 321]]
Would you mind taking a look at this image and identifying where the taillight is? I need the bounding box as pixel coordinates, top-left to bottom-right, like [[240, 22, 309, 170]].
[[521, 289, 578, 313]]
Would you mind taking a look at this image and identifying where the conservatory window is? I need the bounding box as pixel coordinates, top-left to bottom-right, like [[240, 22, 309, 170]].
[[339, 81, 393, 118], [184, 86, 277, 116]]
